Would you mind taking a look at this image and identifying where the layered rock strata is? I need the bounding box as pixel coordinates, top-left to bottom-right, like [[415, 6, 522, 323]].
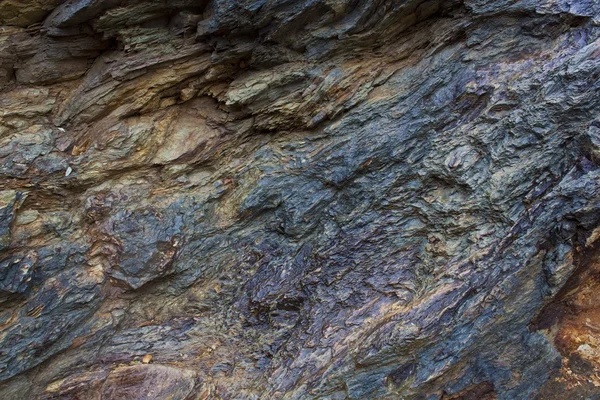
[[1, 0, 600, 399]]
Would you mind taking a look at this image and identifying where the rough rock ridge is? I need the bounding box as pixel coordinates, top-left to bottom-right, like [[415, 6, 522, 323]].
[[1, 0, 600, 399]]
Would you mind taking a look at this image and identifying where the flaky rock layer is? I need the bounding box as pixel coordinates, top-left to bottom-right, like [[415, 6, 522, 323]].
[[1, 0, 600, 399]]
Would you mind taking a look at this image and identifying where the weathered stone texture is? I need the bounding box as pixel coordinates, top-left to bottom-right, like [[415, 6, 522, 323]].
[[1, 0, 600, 399]]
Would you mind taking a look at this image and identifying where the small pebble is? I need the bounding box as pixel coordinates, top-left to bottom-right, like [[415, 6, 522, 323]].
[[65, 166, 73, 177], [142, 354, 153, 364]]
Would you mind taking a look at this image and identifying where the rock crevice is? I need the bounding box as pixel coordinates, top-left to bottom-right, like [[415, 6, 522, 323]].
[[1, 1, 600, 399]]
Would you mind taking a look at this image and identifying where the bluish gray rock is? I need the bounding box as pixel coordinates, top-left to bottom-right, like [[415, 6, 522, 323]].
[[1, 1, 600, 399]]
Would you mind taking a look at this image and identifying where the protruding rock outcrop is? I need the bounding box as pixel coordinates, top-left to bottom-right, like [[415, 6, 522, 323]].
[[1, 1, 600, 399]]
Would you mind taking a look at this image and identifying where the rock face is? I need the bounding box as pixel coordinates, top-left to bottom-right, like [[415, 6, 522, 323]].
[[1, 0, 600, 399]]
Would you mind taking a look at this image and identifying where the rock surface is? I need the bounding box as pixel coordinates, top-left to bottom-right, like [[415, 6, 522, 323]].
[[1, 0, 600, 399]]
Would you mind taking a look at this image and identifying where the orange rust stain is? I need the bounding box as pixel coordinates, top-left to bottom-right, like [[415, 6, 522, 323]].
[[534, 242, 600, 397]]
